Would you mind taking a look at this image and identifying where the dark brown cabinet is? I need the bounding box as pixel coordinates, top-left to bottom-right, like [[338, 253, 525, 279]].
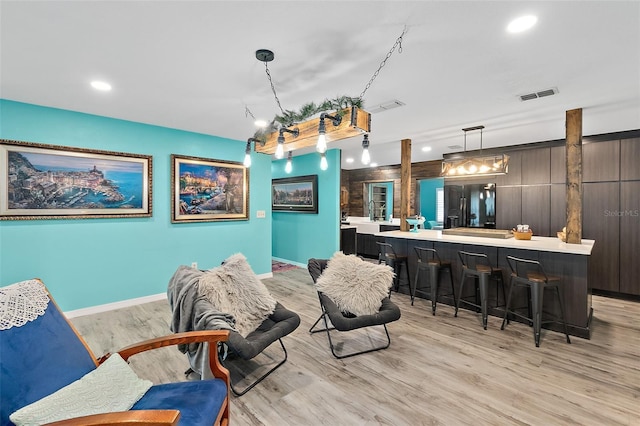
[[620, 138, 640, 181], [550, 184, 566, 236], [340, 227, 357, 255], [583, 182, 620, 292], [583, 139, 620, 182], [521, 185, 550, 237], [496, 186, 521, 230], [356, 233, 382, 259], [620, 181, 640, 295], [521, 148, 551, 184]]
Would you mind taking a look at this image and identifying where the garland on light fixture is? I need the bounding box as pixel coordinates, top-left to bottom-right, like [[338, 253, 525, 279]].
[[253, 96, 363, 141]]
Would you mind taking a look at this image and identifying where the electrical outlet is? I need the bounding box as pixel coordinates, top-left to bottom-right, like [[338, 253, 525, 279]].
[[257, 210, 266, 218], [191, 262, 198, 269]]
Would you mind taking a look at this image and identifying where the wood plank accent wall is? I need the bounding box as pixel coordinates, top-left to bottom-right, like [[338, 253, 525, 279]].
[[341, 160, 442, 218]]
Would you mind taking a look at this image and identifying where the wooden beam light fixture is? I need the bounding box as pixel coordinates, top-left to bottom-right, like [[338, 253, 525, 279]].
[[255, 107, 371, 156]]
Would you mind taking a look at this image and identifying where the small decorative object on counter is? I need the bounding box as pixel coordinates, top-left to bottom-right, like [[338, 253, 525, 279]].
[[557, 226, 567, 242], [512, 224, 533, 240], [406, 215, 425, 233]]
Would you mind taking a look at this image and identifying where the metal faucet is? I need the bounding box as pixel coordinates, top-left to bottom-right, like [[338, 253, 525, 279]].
[[368, 199, 375, 221]]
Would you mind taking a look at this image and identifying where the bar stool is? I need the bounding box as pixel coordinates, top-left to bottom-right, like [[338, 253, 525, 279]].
[[412, 247, 456, 315], [501, 256, 571, 347], [376, 242, 411, 297], [454, 250, 506, 330]]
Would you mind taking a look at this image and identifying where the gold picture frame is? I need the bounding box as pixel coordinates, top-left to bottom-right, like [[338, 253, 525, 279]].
[[0, 139, 152, 220]]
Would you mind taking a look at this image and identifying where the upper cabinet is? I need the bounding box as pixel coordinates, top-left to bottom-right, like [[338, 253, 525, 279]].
[[620, 137, 640, 181], [521, 147, 551, 184], [583, 139, 620, 182]]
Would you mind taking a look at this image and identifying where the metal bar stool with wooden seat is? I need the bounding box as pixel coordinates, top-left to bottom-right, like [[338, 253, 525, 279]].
[[377, 242, 411, 297], [454, 250, 506, 329], [501, 256, 571, 347], [412, 247, 456, 315]]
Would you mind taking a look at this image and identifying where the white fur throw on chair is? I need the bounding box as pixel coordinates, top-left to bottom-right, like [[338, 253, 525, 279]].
[[315, 252, 394, 316], [199, 253, 277, 337]]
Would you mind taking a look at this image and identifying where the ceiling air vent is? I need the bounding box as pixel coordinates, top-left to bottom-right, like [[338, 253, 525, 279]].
[[519, 87, 558, 101], [368, 100, 406, 114]]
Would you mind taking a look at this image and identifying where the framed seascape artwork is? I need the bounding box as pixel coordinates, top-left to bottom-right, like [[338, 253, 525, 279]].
[[171, 154, 249, 223], [0, 139, 152, 220], [272, 174, 318, 213]]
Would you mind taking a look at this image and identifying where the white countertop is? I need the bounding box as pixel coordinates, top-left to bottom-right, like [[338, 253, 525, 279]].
[[375, 229, 595, 256]]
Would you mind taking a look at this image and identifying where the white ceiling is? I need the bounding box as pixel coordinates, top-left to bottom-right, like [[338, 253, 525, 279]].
[[2, 1, 639, 170]]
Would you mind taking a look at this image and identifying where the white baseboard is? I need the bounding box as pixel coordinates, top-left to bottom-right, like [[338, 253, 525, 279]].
[[65, 271, 274, 318], [272, 257, 306, 268], [65, 293, 167, 318]]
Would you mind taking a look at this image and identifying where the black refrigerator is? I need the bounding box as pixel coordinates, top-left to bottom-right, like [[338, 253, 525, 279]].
[[444, 183, 496, 229]]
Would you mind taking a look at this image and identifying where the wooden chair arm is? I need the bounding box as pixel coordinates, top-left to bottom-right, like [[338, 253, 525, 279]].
[[44, 409, 180, 425], [99, 330, 231, 388], [111, 330, 230, 361]]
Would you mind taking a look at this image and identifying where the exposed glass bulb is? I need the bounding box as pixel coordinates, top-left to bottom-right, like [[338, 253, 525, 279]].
[[275, 141, 284, 159], [243, 153, 252, 168], [361, 147, 370, 165], [320, 153, 328, 170], [316, 134, 327, 153], [285, 151, 293, 173]]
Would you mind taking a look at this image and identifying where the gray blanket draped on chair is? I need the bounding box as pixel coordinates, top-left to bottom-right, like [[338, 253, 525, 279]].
[[167, 265, 236, 378]]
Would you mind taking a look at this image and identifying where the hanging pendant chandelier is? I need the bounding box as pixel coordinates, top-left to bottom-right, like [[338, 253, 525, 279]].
[[441, 126, 509, 177]]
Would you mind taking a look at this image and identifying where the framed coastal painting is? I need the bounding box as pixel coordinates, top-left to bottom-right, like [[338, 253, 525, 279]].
[[171, 154, 249, 223], [0, 139, 152, 220], [272, 174, 318, 213]]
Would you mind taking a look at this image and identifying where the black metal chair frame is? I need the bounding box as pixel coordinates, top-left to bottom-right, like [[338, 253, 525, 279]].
[[412, 247, 457, 314], [454, 250, 506, 329], [219, 337, 289, 396], [307, 258, 401, 359], [308, 294, 393, 359], [500, 255, 571, 347], [376, 242, 411, 297]]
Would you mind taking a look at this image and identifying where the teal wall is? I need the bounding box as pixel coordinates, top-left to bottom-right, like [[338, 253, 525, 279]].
[[272, 149, 340, 265], [419, 177, 444, 224], [0, 100, 273, 311]]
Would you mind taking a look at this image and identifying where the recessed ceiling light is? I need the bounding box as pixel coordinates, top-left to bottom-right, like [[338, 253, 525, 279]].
[[506, 15, 538, 33], [369, 162, 378, 167], [90, 81, 112, 91], [421, 146, 432, 152], [254, 119, 267, 128], [345, 157, 354, 163]]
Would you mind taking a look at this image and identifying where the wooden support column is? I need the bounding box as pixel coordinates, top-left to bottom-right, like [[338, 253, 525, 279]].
[[566, 108, 583, 244], [400, 139, 411, 232]]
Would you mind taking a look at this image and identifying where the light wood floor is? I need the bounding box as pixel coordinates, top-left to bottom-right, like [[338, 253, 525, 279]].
[[72, 267, 640, 425]]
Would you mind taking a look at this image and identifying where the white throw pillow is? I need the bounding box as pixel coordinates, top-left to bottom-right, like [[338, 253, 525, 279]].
[[199, 253, 277, 336], [10, 353, 152, 426], [315, 252, 394, 316]]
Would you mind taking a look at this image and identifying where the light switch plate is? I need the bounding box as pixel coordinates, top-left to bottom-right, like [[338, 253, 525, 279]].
[[257, 210, 266, 218]]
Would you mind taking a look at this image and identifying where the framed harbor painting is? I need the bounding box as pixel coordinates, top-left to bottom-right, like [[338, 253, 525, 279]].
[[171, 154, 249, 223], [272, 174, 318, 213], [0, 139, 152, 220]]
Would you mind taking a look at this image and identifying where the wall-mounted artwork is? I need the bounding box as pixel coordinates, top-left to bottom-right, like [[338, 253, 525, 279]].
[[272, 175, 318, 213], [0, 139, 152, 220], [171, 154, 249, 223]]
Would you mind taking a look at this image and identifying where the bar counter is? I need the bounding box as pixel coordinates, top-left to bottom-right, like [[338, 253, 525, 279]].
[[375, 229, 595, 338]]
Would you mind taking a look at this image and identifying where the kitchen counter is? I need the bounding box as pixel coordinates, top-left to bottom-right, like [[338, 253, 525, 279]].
[[375, 229, 595, 256], [377, 229, 596, 339]]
